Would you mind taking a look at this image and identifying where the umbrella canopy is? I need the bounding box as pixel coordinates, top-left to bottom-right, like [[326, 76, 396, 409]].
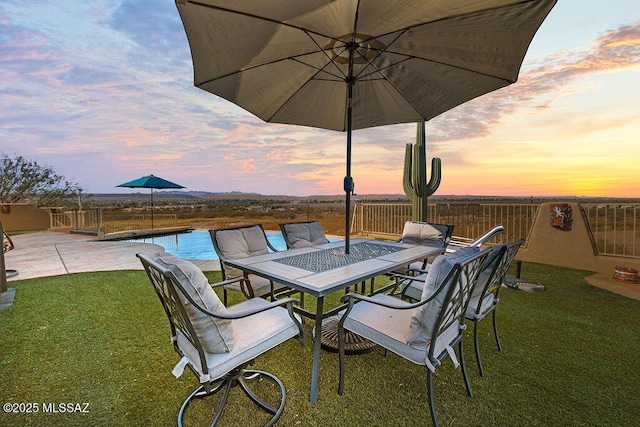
[[175, 0, 557, 250], [117, 175, 186, 190], [117, 175, 185, 229]]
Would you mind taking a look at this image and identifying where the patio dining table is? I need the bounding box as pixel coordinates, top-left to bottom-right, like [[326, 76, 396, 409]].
[[225, 238, 444, 403]]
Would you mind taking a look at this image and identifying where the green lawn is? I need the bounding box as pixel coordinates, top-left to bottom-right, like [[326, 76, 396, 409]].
[[1, 263, 640, 426]]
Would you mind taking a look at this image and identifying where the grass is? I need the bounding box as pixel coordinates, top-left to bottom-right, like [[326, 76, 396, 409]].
[[2, 263, 640, 426]]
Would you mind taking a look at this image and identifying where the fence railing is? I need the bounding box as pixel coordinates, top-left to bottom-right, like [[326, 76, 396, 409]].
[[100, 213, 178, 233], [50, 210, 178, 234], [49, 209, 99, 230], [352, 202, 539, 245], [581, 203, 639, 258]]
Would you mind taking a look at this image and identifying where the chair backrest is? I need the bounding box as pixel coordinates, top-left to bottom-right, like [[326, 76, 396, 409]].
[[399, 221, 454, 249], [138, 253, 216, 379], [408, 247, 492, 356], [279, 220, 329, 249], [209, 224, 277, 280], [470, 239, 525, 308]]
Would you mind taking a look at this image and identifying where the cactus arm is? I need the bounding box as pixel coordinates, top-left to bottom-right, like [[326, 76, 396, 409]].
[[425, 158, 442, 195]]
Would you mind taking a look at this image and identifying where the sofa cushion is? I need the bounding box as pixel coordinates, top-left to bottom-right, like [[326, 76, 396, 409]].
[[155, 253, 233, 353], [407, 246, 480, 345]]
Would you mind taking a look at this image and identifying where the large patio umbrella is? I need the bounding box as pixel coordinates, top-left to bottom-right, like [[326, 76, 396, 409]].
[[175, 0, 557, 252], [117, 175, 185, 229]]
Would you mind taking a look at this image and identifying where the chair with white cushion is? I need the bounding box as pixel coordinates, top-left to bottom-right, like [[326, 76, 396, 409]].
[[395, 221, 454, 274], [209, 224, 288, 305], [398, 225, 505, 301], [338, 246, 492, 427], [466, 238, 524, 377], [138, 252, 303, 426], [279, 220, 329, 249]]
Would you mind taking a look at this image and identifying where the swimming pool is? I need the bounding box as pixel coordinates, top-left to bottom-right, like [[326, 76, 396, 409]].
[[126, 230, 339, 260]]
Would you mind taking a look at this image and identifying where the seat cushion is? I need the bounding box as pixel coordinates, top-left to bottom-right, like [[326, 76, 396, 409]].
[[155, 253, 233, 354], [284, 222, 328, 248], [466, 293, 496, 319], [400, 222, 449, 246], [343, 294, 460, 366], [177, 298, 301, 382], [215, 226, 270, 278], [407, 246, 479, 345], [223, 273, 287, 298]]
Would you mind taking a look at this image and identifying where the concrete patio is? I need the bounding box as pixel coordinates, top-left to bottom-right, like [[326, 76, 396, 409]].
[[3, 231, 220, 282]]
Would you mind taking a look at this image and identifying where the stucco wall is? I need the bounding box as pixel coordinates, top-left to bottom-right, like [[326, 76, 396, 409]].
[[517, 202, 640, 275], [0, 203, 50, 231]]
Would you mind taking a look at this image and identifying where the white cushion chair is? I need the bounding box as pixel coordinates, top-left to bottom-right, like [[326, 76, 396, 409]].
[[138, 252, 303, 426], [466, 238, 524, 377], [397, 225, 505, 301], [394, 221, 454, 275], [279, 220, 329, 249], [209, 224, 288, 305], [337, 246, 492, 427]]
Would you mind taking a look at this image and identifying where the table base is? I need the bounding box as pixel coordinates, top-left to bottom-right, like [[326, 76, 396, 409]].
[[316, 315, 377, 354]]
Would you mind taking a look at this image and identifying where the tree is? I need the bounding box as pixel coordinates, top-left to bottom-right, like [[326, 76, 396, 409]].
[[0, 152, 83, 207]]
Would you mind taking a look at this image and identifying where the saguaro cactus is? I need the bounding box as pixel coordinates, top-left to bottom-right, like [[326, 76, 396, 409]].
[[403, 121, 441, 222]]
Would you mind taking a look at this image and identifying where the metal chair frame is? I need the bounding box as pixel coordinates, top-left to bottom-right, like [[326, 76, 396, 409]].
[[338, 248, 492, 427], [138, 253, 303, 426], [466, 238, 524, 377]]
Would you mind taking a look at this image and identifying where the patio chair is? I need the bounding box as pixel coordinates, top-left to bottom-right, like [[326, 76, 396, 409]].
[[209, 224, 289, 305], [394, 221, 454, 274], [279, 220, 329, 249], [466, 238, 524, 377], [399, 225, 505, 301], [337, 246, 492, 427], [137, 252, 303, 426]]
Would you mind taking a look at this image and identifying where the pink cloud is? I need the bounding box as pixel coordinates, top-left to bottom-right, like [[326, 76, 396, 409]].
[[428, 22, 640, 143]]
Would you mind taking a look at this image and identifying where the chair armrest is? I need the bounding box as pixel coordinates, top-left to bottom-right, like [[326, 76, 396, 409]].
[[340, 291, 429, 310], [390, 272, 427, 282], [208, 277, 248, 290], [189, 292, 300, 320]]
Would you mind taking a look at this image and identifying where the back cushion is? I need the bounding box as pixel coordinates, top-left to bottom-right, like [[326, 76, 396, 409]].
[[284, 222, 328, 248], [401, 222, 449, 247], [407, 246, 480, 345], [155, 253, 233, 354], [215, 226, 270, 278]]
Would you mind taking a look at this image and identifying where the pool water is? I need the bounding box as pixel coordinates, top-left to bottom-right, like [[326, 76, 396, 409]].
[[126, 230, 339, 260]]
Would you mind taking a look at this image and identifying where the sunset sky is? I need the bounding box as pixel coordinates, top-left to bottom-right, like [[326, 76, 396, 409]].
[[1, 1, 639, 198]]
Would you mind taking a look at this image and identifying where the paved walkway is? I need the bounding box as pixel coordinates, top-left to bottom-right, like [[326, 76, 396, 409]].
[[4, 231, 220, 282]]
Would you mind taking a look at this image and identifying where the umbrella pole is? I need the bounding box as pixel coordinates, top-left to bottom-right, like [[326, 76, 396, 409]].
[[151, 188, 154, 229], [342, 42, 360, 254], [343, 60, 355, 254]]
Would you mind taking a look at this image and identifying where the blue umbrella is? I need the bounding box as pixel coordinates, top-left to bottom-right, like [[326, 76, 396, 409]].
[[117, 175, 185, 229]]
